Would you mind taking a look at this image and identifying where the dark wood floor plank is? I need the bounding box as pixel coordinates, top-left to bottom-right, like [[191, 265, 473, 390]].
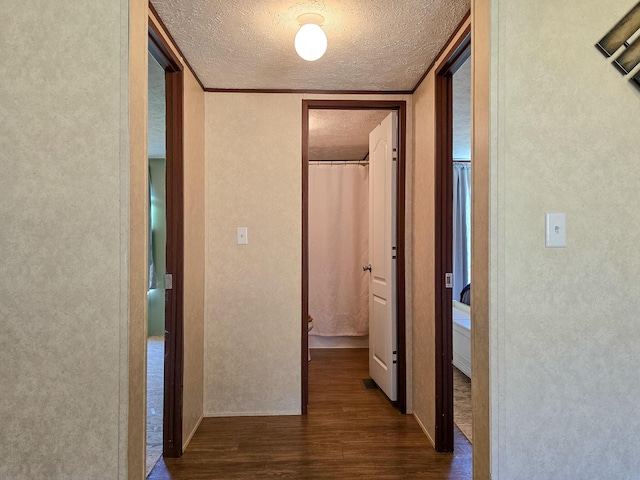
[[149, 348, 471, 479]]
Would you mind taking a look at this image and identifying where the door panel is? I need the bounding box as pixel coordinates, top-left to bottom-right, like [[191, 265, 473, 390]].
[[368, 112, 397, 401]]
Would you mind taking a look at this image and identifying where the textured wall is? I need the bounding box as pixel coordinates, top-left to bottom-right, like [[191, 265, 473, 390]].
[[471, 0, 491, 477], [181, 65, 206, 447], [452, 58, 471, 160], [411, 74, 437, 441], [411, 18, 471, 445], [204, 92, 413, 416], [204, 93, 303, 415], [490, 0, 640, 477], [0, 1, 129, 478], [129, 0, 150, 476]]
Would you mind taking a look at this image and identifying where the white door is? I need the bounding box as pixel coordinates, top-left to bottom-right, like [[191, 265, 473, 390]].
[[367, 112, 398, 401]]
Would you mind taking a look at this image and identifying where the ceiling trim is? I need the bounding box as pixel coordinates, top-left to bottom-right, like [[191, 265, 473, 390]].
[[149, 1, 205, 91], [301, 99, 407, 110], [204, 88, 412, 95], [411, 9, 471, 93]]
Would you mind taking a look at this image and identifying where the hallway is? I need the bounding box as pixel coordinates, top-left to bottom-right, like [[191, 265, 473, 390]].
[[149, 348, 471, 479]]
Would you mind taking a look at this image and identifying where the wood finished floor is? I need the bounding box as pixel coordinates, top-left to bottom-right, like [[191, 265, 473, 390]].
[[149, 348, 471, 479]]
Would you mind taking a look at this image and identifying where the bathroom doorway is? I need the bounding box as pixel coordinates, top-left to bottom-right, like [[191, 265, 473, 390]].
[[302, 100, 408, 414], [306, 108, 386, 352]]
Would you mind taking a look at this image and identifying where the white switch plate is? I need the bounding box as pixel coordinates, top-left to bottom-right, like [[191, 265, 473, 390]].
[[546, 213, 566, 248], [237, 227, 248, 245]]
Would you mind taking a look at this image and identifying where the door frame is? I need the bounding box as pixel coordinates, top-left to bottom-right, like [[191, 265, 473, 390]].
[[434, 31, 471, 452], [148, 20, 185, 459], [301, 99, 407, 414]]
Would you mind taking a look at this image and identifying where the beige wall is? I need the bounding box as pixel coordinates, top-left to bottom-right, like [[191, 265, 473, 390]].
[[204, 92, 413, 416], [411, 73, 437, 441], [181, 62, 206, 447], [129, 0, 149, 477], [411, 18, 471, 444], [0, 1, 130, 478], [471, 0, 491, 478], [489, 0, 640, 477]]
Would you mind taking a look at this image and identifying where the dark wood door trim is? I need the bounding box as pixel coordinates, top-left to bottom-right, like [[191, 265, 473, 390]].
[[301, 99, 407, 415], [149, 19, 185, 459], [434, 31, 471, 452]]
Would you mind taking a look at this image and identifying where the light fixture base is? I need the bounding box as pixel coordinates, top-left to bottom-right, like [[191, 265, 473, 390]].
[[297, 13, 324, 26]]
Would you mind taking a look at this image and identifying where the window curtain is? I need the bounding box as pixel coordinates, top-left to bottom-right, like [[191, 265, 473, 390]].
[[453, 162, 471, 300], [148, 170, 157, 290], [308, 164, 369, 336]]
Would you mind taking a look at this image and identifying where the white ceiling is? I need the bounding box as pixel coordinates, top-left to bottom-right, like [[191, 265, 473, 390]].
[[149, 0, 470, 91], [147, 1, 471, 161], [309, 110, 389, 161]]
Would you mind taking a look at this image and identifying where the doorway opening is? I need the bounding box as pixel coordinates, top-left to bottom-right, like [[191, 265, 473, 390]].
[[302, 100, 407, 415], [307, 109, 383, 353], [146, 49, 167, 475], [434, 31, 471, 452], [147, 18, 185, 474], [451, 53, 472, 446]]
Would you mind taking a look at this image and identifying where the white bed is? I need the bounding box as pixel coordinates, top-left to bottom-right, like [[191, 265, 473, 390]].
[[452, 300, 471, 378]]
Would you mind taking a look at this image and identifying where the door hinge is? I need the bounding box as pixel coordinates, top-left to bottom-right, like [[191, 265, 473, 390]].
[[392, 147, 398, 161], [445, 273, 453, 289], [392, 350, 397, 364], [392, 245, 397, 259], [165, 273, 173, 290]]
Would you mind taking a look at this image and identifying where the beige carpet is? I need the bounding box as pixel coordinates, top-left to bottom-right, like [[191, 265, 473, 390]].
[[146, 337, 164, 477], [453, 366, 472, 443]]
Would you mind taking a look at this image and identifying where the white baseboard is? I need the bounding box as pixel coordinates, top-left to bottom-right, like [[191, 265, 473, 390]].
[[204, 410, 301, 417], [412, 411, 435, 448], [309, 335, 369, 348], [182, 414, 203, 450]]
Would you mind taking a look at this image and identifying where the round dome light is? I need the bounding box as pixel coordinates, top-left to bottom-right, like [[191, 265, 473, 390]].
[[294, 15, 327, 61]]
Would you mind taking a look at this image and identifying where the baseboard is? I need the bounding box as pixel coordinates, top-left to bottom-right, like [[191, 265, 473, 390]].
[[182, 414, 203, 451], [204, 410, 301, 417], [308, 335, 368, 348], [412, 411, 435, 448], [453, 354, 472, 378]]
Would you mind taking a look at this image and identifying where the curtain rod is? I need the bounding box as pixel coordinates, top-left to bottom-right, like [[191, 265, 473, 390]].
[[309, 159, 369, 165]]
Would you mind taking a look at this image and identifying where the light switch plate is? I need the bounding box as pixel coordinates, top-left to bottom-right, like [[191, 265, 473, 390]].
[[237, 227, 248, 245], [546, 213, 566, 248]]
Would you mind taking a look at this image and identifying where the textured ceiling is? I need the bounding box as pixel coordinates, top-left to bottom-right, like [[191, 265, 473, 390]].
[[149, 0, 470, 91], [309, 110, 389, 161], [148, 52, 166, 158]]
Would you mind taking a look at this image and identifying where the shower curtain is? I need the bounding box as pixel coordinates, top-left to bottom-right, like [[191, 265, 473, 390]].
[[309, 164, 369, 336]]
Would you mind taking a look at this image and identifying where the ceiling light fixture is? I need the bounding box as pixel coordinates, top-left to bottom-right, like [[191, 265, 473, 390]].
[[294, 14, 327, 61]]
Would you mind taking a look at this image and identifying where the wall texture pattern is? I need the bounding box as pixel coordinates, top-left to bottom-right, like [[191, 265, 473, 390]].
[[490, 0, 640, 477], [204, 93, 303, 415], [411, 18, 471, 445], [203, 92, 413, 416], [0, 1, 129, 478]]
